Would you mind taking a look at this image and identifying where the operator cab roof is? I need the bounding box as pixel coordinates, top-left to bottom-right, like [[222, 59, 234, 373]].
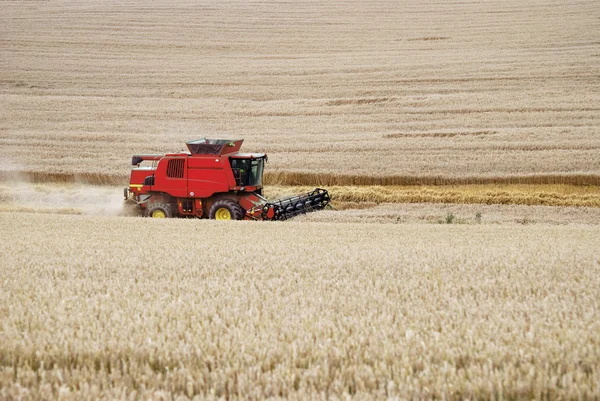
[[229, 153, 266, 159]]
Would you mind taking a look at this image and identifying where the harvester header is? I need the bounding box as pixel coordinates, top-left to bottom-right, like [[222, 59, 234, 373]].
[[125, 138, 330, 220]]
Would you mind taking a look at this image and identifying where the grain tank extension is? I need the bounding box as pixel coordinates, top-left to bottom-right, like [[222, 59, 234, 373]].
[[125, 139, 330, 220]]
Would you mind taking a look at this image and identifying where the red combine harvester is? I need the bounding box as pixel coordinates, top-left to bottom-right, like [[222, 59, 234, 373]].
[[125, 139, 330, 220]]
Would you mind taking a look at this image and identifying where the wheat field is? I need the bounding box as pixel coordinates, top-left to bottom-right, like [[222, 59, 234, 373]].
[[2, 1, 600, 400], [1, 213, 599, 400], [1, 0, 600, 184]]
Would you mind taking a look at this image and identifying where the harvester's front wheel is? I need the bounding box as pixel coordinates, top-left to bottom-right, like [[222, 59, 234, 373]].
[[209, 200, 243, 221], [147, 203, 174, 218]]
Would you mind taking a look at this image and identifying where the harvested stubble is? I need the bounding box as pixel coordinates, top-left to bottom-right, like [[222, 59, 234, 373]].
[[1, 213, 599, 400], [1, 0, 600, 182], [300, 202, 600, 226]]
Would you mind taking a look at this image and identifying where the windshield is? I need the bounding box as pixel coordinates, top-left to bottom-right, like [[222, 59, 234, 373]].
[[230, 158, 264, 187]]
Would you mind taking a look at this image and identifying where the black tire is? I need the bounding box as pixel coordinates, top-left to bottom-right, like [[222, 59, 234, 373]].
[[209, 199, 244, 220], [146, 203, 174, 218]]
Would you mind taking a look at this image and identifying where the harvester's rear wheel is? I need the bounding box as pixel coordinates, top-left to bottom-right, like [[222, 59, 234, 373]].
[[147, 203, 174, 218], [209, 199, 243, 221]]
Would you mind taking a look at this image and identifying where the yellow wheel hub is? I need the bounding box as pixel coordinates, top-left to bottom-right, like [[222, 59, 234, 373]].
[[151, 209, 166, 218], [215, 207, 231, 220]]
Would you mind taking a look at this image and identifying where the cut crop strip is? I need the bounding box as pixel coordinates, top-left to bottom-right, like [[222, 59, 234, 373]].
[[266, 185, 600, 208]]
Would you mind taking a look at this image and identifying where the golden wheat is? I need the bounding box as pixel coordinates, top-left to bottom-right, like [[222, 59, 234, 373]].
[[0, 213, 599, 400], [266, 184, 600, 208]]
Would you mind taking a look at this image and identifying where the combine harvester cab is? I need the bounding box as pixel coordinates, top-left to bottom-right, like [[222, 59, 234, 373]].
[[125, 138, 330, 220]]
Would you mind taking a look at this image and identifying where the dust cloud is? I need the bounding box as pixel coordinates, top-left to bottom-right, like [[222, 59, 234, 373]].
[[1, 182, 134, 216], [0, 160, 136, 216]]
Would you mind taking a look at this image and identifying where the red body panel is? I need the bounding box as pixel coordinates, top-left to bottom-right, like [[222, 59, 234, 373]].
[[153, 157, 188, 198], [187, 156, 233, 198]]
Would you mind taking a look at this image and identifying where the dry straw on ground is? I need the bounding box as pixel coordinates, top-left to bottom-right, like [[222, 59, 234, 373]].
[[300, 202, 600, 226], [1, 0, 600, 182], [0, 213, 599, 400]]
